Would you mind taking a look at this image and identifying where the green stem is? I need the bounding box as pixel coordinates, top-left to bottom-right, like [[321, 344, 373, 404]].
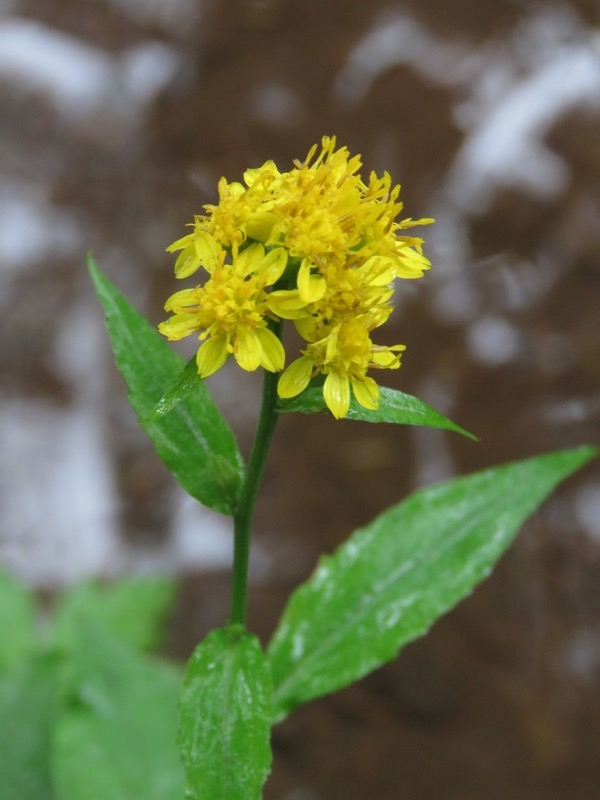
[[229, 339, 281, 626]]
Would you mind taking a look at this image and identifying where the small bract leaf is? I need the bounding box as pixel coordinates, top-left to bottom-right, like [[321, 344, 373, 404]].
[[278, 385, 476, 439], [88, 256, 244, 515], [268, 446, 597, 720], [179, 626, 272, 800], [147, 356, 200, 421]]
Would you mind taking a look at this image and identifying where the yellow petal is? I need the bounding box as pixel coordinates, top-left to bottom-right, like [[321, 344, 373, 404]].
[[256, 327, 285, 372], [394, 248, 431, 278], [298, 259, 326, 303], [221, 180, 245, 198], [194, 232, 222, 274], [323, 371, 350, 419], [164, 288, 199, 312], [352, 376, 380, 410], [245, 210, 278, 243], [397, 217, 435, 228], [294, 316, 319, 342], [325, 326, 340, 362], [196, 333, 229, 377], [261, 247, 288, 286], [267, 290, 308, 320], [234, 330, 262, 372], [277, 356, 313, 399], [174, 244, 201, 279], [158, 314, 199, 341], [371, 346, 405, 369], [297, 259, 312, 297], [361, 255, 396, 286], [166, 232, 194, 253], [236, 242, 264, 276], [244, 161, 279, 187]]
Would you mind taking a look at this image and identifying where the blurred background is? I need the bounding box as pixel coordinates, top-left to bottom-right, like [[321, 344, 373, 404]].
[[1, 0, 599, 797]]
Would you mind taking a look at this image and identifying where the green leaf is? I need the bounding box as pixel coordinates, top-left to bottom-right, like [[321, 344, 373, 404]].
[[88, 256, 244, 515], [268, 446, 597, 720], [0, 652, 61, 800], [179, 626, 272, 800], [53, 577, 176, 653], [53, 621, 184, 800], [0, 569, 36, 674], [147, 355, 201, 421], [278, 385, 476, 439]]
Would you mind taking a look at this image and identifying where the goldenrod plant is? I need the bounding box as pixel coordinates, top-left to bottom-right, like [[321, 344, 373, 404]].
[[2, 138, 592, 800], [92, 138, 596, 799]]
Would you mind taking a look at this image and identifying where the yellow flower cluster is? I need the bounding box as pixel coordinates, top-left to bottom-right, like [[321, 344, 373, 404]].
[[159, 137, 433, 419]]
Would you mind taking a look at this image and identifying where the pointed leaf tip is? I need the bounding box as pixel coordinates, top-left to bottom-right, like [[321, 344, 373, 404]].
[[268, 445, 596, 719], [279, 385, 477, 439]]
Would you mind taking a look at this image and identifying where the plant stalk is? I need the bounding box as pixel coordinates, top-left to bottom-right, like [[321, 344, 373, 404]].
[[229, 332, 282, 626]]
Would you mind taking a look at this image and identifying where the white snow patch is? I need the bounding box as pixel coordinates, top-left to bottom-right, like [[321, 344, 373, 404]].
[[430, 274, 482, 324], [334, 8, 600, 213], [0, 186, 81, 277], [0, 18, 124, 118], [0, 18, 184, 135], [564, 627, 600, 682], [410, 378, 458, 487], [119, 41, 182, 107], [51, 304, 107, 394], [333, 10, 475, 105], [466, 316, 521, 366], [248, 82, 304, 127], [0, 399, 120, 587], [169, 494, 233, 571], [574, 483, 600, 544], [448, 40, 600, 209]]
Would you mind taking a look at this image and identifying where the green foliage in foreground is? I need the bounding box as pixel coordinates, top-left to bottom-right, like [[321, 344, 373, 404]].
[[0, 575, 183, 800]]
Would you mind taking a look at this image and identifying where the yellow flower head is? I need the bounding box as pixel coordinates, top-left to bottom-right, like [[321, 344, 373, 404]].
[[201, 168, 282, 250], [268, 251, 395, 329], [160, 137, 433, 417], [159, 241, 287, 376], [278, 320, 406, 419]]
